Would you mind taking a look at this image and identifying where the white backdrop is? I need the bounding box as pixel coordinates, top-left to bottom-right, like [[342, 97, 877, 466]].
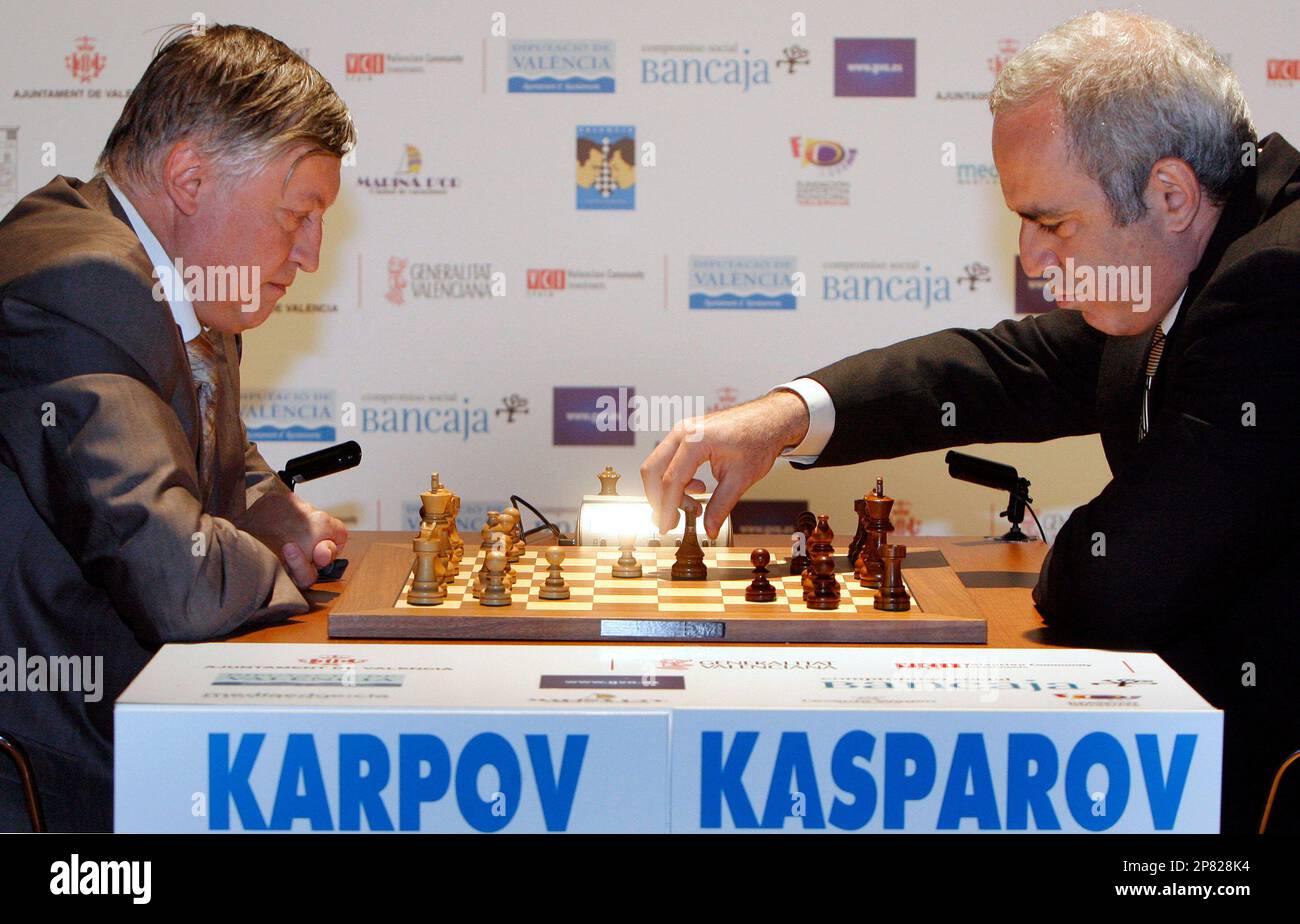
[[3, 0, 1296, 541]]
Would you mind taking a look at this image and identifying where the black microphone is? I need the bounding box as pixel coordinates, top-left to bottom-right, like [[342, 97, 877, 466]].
[[944, 450, 1036, 542], [278, 441, 362, 490], [944, 450, 1020, 492]]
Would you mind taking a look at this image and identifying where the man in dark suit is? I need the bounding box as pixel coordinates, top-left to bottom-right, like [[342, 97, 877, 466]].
[[643, 11, 1300, 833], [0, 25, 353, 830]]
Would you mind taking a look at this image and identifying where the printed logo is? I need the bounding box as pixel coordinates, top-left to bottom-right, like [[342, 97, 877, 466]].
[[345, 50, 464, 78], [359, 394, 491, 439], [1267, 59, 1300, 82], [577, 125, 635, 210], [66, 35, 106, 84], [553, 386, 636, 446], [937, 38, 1019, 101], [357, 144, 461, 195], [241, 389, 337, 442], [496, 394, 529, 422], [508, 39, 615, 93], [791, 135, 856, 206], [689, 256, 798, 310], [821, 259, 972, 309], [526, 266, 646, 295], [640, 42, 777, 92], [834, 38, 916, 97], [775, 44, 810, 75], [382, 257, 497, 303]]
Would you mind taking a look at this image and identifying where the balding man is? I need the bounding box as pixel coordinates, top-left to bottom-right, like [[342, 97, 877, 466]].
[[642, 12, 1300, 833], [0, 25, 352, 830]]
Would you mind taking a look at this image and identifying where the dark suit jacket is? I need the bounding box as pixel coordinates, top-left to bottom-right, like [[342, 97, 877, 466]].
[[799, 133, 1300, 833], [0, 176, 308, 831]]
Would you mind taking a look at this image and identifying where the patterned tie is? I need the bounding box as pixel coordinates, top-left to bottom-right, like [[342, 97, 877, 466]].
[[184, 330, 220, 503], [1138, 325, 1166, 441]]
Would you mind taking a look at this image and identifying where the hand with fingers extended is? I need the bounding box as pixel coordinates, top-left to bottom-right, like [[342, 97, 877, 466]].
[[640, 390, 811, 540]]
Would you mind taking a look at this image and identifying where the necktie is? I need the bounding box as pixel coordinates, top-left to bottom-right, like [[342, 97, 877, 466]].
[[184, 330, 220, 503], [1138, 325, 1166, 441]]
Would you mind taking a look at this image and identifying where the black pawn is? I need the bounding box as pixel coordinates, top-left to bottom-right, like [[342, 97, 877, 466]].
[[806, 554, 841, 610], [745, 548, 777, 602]]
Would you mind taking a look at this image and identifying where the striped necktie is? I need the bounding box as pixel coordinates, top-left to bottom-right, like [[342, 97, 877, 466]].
[[1138, 325, 1166, 442], [184, 330, 220, 503]]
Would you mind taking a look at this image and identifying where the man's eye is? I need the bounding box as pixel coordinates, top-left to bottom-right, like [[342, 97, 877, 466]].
[[1039, 221, 1060, 234]]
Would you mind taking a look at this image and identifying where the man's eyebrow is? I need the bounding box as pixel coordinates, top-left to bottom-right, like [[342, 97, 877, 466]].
[[1016, 206, 1064, 223]]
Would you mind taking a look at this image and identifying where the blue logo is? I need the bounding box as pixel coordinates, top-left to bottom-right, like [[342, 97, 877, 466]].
[[241, 389, 336, 442], [834, 38, 916, 97], [640, 44, 772, 92], [509, 39, 615, 93], [577, 125, 635, 210], [689, 256, 797, 310]]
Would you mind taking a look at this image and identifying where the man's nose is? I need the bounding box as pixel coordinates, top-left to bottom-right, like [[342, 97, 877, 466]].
[[1018, 220, 1059, 280], [291, 218, 323, 273]]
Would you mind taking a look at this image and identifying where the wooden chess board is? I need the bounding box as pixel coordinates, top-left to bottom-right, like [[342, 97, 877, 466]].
[[328, 544, 987, 643]]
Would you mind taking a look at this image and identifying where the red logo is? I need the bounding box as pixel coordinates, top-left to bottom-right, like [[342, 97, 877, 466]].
[[527, 269, 566, 290], [66, 35, 106, 84], [298, 656, 367, 665], [988, 38, 1019, 78], [347, 53, 385, 75], [1267, 59, 1299, 81]]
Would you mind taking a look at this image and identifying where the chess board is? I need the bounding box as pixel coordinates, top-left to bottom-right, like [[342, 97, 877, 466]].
[[328, 544, 987, 643]]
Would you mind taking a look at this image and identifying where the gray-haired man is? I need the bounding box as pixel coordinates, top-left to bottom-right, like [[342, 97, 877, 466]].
[[0, 25, 353, 830], [643, 11, 1300, 833]]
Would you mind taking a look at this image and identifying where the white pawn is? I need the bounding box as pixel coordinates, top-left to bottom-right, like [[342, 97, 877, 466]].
[[539, 547, 571, 600], [612, 534, 643, 578]]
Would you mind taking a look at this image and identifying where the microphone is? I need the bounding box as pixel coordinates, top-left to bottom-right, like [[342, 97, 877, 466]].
[[944, 450, 1036, 542], [278, 441, 362, 490], [944, 450, 1020, 493], [277, 441, 362, 581]]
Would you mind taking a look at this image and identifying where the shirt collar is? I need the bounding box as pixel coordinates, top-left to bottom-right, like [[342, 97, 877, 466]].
[[1160, 289, 1185, 336], [103, 175, 202, 343]]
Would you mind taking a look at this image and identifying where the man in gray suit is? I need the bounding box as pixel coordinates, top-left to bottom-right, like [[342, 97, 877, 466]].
[[0, 25, 354, 830]]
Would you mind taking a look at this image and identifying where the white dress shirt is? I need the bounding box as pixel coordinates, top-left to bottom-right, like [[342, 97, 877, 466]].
[[103, 175, 202, 343]]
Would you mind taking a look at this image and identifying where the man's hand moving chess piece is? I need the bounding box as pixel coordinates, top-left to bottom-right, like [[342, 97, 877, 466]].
[[641, 391, 809, 539], [233, 491, 349, 589]]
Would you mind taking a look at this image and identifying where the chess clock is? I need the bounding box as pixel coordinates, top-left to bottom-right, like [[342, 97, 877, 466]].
[[575, 466, 733, 547]]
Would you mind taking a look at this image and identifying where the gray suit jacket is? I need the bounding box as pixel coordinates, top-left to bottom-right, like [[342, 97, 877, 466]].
[[0, 175, 308, 831]]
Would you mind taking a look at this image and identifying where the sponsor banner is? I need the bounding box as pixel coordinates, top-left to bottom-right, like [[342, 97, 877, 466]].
[[115, 644, 1220, 833]]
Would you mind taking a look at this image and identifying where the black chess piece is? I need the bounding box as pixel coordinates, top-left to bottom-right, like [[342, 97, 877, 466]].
[[671, 503, 708, 580], [874, 543, 909, 612], [860, 480, 895, 588], [745, 548, 777, 602], [790, 510, 816, 575], [806, 554, 841, 610], [847, 497, 868, 575]]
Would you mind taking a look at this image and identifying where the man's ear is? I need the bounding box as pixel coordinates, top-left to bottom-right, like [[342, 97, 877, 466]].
[[159, 140, 206, 217], [1146, 157, 1201, 234]]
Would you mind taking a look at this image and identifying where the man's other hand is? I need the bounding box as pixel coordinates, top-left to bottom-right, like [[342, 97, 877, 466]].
[[640, 390, 810, 540], [233, 492, 349, 588]]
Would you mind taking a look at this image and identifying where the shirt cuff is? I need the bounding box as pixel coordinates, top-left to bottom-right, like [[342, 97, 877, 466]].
[[769, 378, 835, 464]]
